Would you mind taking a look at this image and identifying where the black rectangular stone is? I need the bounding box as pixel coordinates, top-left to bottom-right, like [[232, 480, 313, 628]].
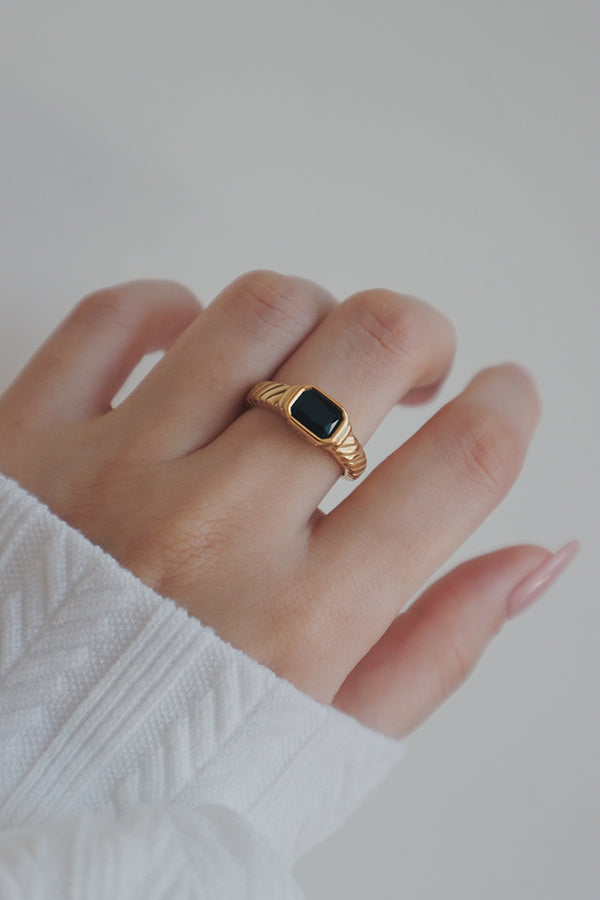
[[290, 388, 343, 440]]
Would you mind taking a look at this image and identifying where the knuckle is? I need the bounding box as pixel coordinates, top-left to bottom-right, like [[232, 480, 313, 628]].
[[228, 269, 320, 340], [437, 633, 474, 699], [73, 286, 140, 331], [443, 402, 525, 496], [350, 291, 426, 366]]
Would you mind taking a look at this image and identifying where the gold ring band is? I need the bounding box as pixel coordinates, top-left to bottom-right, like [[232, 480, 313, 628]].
[[245, 381, 367, 481]]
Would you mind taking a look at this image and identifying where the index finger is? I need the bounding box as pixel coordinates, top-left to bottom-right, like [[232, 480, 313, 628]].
[[308, 363, 542, 688]]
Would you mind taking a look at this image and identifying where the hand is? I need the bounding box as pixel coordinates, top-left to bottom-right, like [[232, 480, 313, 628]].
[[0, 272, 576, 737]]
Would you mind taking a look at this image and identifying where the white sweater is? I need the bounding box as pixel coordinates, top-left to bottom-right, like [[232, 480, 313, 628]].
[[0, 472, 405, 898]]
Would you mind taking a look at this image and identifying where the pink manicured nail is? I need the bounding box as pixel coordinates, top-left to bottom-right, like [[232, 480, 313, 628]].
[[506, 541, 581, 620]]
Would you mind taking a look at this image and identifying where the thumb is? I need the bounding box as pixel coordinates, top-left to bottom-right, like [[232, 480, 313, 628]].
[[333, 541, 579, 738]]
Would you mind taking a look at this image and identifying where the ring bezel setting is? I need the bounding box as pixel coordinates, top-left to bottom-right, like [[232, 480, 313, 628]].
[[245, 380, 366, 480], [288, 386, 347, 443]]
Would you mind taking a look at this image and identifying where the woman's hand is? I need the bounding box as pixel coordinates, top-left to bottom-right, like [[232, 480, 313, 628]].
[[0, 272, 577, 737]]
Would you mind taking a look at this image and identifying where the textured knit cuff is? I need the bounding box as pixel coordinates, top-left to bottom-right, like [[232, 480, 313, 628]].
[[0, 472, 405, 863]]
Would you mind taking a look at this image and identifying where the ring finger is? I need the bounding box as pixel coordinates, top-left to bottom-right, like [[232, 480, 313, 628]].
[[217, 287, 456, 518], [114, 270, 339, 457]]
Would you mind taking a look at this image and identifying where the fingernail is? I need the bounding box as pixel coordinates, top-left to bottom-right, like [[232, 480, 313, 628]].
[[506, 540, 580, 620]]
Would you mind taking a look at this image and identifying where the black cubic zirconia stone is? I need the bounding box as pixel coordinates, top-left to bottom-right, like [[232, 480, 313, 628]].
[[290, 388, 343, 440]]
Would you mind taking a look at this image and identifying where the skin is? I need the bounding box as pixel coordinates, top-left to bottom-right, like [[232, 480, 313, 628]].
[[0, 270, 551, 738]]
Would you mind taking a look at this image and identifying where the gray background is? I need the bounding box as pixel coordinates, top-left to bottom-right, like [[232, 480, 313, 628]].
[[1, 1, 598, 897]]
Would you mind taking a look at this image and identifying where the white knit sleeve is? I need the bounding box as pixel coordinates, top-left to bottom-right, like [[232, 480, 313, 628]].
[[0, 472, 405, 895], [0, 803, 304, 899]]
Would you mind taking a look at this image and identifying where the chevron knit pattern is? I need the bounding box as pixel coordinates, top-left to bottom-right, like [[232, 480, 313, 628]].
[[0, 472, 404, 872]]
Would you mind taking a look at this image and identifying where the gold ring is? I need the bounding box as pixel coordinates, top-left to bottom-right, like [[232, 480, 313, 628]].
[[245, 381, 367, 480]]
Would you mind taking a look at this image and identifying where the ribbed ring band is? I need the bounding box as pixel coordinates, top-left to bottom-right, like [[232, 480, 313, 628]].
[[245, 381, 367, 481]]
